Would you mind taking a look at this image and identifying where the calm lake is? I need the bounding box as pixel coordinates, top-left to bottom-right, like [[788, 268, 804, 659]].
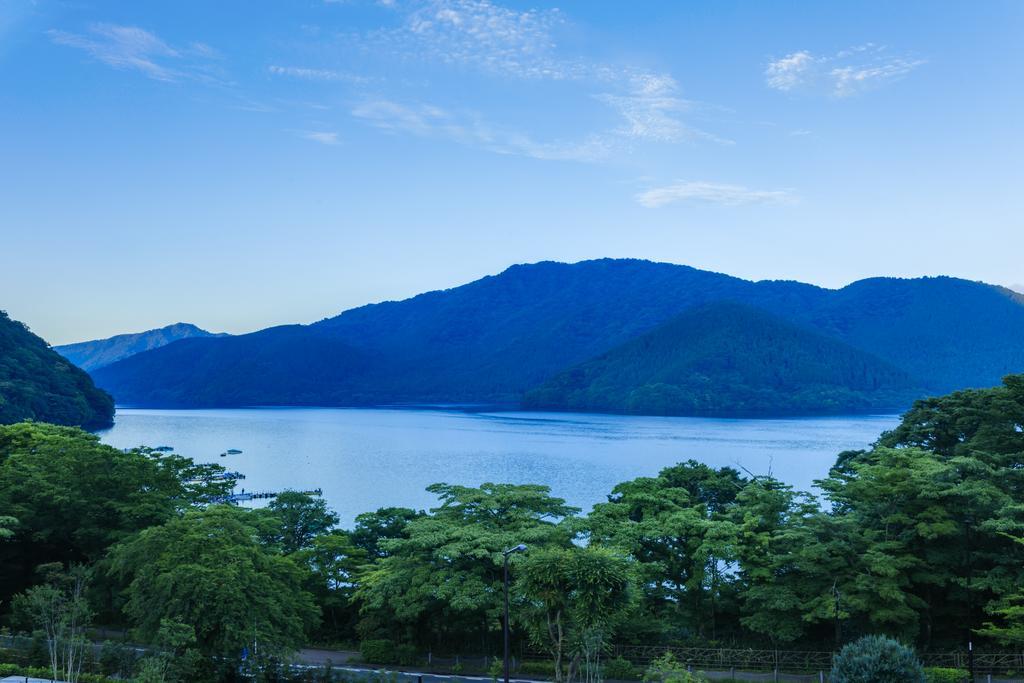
[[98, 408, 899, 525]]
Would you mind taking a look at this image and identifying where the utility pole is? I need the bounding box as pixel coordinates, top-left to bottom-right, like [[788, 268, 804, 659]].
[[503, 544, 528, 683]]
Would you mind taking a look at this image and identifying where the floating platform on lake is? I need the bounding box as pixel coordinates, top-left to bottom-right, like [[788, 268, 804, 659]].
[[211, 488, 323, 505], [187, 471, 245, 483]]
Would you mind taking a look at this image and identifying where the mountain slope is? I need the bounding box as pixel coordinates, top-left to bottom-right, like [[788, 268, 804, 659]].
[[523, 302, 924, 416], [0, 311, 114, 428], [55, 322, 225, 371], [92, 325, 379, 408], [92, 259, 1024, 413]]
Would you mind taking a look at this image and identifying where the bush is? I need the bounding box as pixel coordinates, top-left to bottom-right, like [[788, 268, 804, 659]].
[[924, 667, 968, 683], [604, 656, 641, 680], [642, 653, 707, 683], [394, 644, 420, 666], [831, 635, 926, 683], [360, 639, 397, 665], [519, 660, 557, 677], [97, 639, 140, 678], [0, 662, 119, 683]]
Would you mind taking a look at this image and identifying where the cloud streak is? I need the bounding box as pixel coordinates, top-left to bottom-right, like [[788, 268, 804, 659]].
[[636, 181, 797, 208], [298, 130, 341, 145], [765, 44, 924, 97], [48, 23, 220, 83], [269, 65, 368, 84], [352, 98, 612, 162]]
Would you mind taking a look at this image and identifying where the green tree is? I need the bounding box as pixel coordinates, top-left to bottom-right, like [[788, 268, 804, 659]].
[[587, 461, 743, 642], [356, 482, 578, 651], [294, 530, 366, 641], [108, 505, 318, 662], [263, 491, 340, 554], [133, 619, 203, 683], [979, 534, 1024, 645], [730, 478, 819, 644], [516, 546, 634, 683], [351, 507, 423, 559], [0, 422, 231, 604], [815, 447, 956, 641], [0, 514, 15, 539], [11, 563, 93, 683]]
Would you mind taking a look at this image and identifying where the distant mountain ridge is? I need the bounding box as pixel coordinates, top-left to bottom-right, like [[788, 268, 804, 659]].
[[56, 322, 225, 371], [523, 302, 924, 416], [91, 259, 1024, 416], [0, 310, 114, 428]]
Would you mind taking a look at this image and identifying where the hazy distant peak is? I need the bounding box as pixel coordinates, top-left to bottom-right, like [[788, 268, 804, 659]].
[[55, 322, 226, 371]]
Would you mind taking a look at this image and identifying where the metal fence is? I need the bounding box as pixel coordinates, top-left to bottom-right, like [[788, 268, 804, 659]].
[[7, 634, 1024, 683], [595, 645, 1024, 677]]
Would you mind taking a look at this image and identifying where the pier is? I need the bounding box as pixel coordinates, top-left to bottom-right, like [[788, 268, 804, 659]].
[[210, 488, 324, 505]]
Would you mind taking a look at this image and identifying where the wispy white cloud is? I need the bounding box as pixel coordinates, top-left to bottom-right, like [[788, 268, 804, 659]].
[[595, 73, 730, 144], [48, 23, 220, 83], [352, 98, 612, 162], [765, 50, 814, 92], [636, 181, 797, 208], [381, 0, 568, 80], [269, 65, 368, 84], [339, 0, 727, 156], [298, 130, 341, 145], [765, 44, 924, 97]]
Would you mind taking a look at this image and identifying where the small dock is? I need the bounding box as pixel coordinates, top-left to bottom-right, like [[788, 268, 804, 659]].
[[212, 488, 323, 504], [187, 471, 245, 483]]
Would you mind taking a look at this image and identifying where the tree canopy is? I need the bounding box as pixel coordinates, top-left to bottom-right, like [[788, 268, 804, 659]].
[[0, 310, 113, 428]]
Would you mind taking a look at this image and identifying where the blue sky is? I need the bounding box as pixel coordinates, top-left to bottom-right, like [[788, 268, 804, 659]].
[[1, 0, 1022, 344]]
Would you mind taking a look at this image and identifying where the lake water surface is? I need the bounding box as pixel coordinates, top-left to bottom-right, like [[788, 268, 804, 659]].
[[98, 408, 899, 525]]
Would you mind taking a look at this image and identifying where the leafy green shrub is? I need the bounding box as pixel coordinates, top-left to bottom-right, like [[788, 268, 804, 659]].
[[0, 662, 118, 683], [642, 653, 707, 683], [489, 657, 504, 682], [924, 667, 967, 683], [519, 660, 557, 677], [97, 639, 139, 678], [360, 639, 397, 665], [831, 635, 925, 683], [394, 643, 420, 666], [604, 656, 641, 680]]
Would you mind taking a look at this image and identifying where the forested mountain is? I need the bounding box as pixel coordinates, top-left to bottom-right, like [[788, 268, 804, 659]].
[[55, 322, 225, 371], [523, 302, 924, 416], [0, 311, 114, 428], [92, 259, 1024, 414]]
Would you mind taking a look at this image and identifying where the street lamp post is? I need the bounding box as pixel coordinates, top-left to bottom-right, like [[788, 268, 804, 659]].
[[503, 544, 528, 683]]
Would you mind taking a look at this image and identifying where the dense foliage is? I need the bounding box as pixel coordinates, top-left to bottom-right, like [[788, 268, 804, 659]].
[[524, 302, 922, 416], [0, 310, 113, 428], [107, 506, 318, 661], [92, 259, 1024, 413], [55, 322, 222, 372], [2, 375, 1024, 681], [0, 423, 230, 602]]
